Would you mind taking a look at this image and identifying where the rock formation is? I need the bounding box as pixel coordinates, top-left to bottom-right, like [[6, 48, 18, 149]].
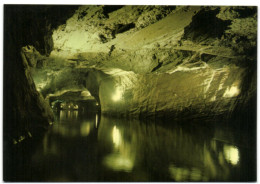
[[32, 6, 256, 122], [4, 5, 256, 146], [3, 5, 257, 182]]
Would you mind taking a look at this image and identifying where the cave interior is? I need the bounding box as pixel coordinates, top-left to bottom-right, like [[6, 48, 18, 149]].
[[3, 5, 257, 182]]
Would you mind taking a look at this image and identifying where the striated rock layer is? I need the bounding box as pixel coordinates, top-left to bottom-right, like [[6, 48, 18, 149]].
[[37, 5, 256, 122], [4, 5, 257, 138]]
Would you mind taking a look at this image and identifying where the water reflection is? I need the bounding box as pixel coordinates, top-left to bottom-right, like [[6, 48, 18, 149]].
[[169, 165, 204, 181], [95, 114, 98, 128], [102, 125, 136, 172], [223, 145, 239, 165], [112, 126, 121, 148], [26, 111, 254, 182], [80, 122, 91, 136], [60, 110, 78, 121]]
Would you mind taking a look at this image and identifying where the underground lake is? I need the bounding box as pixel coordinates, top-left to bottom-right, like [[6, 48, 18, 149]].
[[3, 5, 257, 182]]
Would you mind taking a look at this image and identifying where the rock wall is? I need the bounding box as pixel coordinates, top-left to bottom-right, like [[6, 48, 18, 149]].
[[4, 5, 80, 180], [47, 6, 256, 122], [4, 5, 256, 137], [22, 5, 256, 123], [4, 5, 79, 140], [97, 63, 254, 122]]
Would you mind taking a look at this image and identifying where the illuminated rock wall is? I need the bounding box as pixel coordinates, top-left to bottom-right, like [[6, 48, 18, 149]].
[[47, 5, 256, 121], [98, 63, 254, 121], [4, 5, 256, 135]]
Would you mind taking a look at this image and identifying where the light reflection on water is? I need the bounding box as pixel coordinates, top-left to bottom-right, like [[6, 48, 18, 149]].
[[223, 145, 239, 165], [28, 110, 255, 182], [60, 110, 78, 121], [102, 125, 136, 172], [112, 126, 121, 148]]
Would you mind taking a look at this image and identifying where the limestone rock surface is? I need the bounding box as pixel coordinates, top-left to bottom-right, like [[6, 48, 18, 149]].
[[39, 5, 256, 122]]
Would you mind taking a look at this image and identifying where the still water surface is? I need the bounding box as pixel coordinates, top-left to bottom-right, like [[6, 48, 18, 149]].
[[26, 109, 255, 181]]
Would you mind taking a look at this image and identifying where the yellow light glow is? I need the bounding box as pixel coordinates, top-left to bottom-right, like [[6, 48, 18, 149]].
[[223, 85, 240, 98], [73, 110, 78, 119], [190, 168, 202, 181], [112, 126, 121, 147], [80, 122, 91, 136], [169, 164, 190, 181], [223, 145, 239, 165], [60, 110, 66, 120], [81, 90, 92, 97], [103, 153, 134, 172], [112, 87, 123, 101], [13, 139, 17, 145], [210, 96, 216, 102], [95, 114, 98, 128], [169, 164, 204, 181], [68, 111, 71, 119]]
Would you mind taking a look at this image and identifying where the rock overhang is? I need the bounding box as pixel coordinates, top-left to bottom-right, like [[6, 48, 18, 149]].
[[20, 5, 256, 121]]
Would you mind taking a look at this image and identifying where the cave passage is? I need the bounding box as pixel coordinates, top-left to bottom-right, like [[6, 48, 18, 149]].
[[4, 5, 256, 182]]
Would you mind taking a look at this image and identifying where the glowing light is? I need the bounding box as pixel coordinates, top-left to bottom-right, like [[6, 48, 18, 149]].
[[169, 164, 190, 181], [103, 153, 134, 172], [103, 125, 135, 173], [210, 96, 216, 102], [112, 126, 121, 147], [190, 168, 202, 181], [112, 87, 123, 101], [73, 111, 78, 119], [18, 136, 25, 142], [95, 114, 98, 128], [223, 85, 240, 98], [81, 122, 91, 136], [223, 145, 239, 165], [169, 164, 203, 181], [81, 91, 91, 96], [68, 111, 71, 119], [60, 110, 66, 120], [13, 139, 17, 145]]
